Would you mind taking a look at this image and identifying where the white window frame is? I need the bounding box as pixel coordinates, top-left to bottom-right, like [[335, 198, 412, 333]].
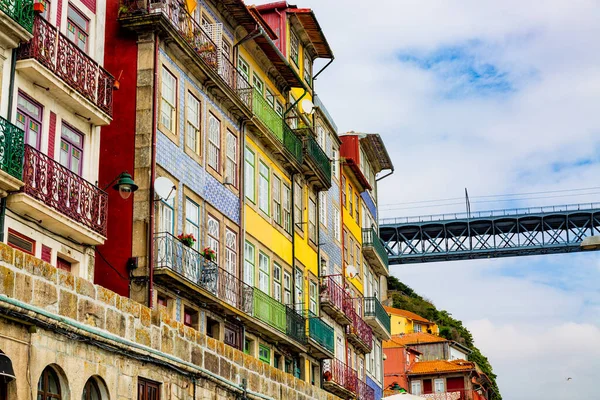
[[411, 381, 422, 396], [273, 263, 282, 302], [207, 215, 220, 262], [186, 91, 200, 154], [238, 56, 250, 82], [272, 175, 282, 225], [245, 147, 255, 202], [258, 161, 270, 214], [225, 229, 237, 276], [434, 378, 445, 393], [161, 67, 176, 132], [244, 241, 255, 286], [207, 113, 221, 172], [258, 252, 270, 294], [225, 130, 237, 187], [319, 192, 327, 226]]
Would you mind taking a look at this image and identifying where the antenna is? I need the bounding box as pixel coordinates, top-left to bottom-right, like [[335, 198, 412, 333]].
[[154, 177, 176, 201]]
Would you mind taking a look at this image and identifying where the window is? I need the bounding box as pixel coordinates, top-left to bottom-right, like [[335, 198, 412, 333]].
[[308, 197, 317, 243], [358, 358, 364, 380], [273, 263, 282, 302], [157, 293, 169, 307], [159, 195, 175, 234], [319, 192, 327, 226], [238, 57, 250, 82], [275, 100, 284, 116], [161, 67, 176, 132], [67, 4, 89, 52], [244, 241, 255, 285], [283, 184, 291, 233], [295, 267, 303, 305], [244, 147, 255, 202], [341, 176, 347, 208], [272, 175, 281, 225], [266, 88, 275, 107], [244, 337, 253, 355], [186, 92, 201, 154], [252, 74, 264, 96], [57, 257, 71, 272], [355, 245, 361, 273], [258, 161, 270, 214], [375, 342, 382, 382], [138, 378, 160, 400], [225, 229, 237, 276], [59, 123, 84, 175], [414, 323, 422, 333], [333, 208, 340, 241], [7, 229, 35, 255], [294, 180, 303, 230], [354, 193, 360, 224], [411, 381, 422, 396], [290, 30, 299, 66], [207, 215, 220, 262], [434, 379, 445, 393], [37, 367, 61, 400], [39, 0, 50, 19], [225, 131, 237, 187], [303, 53, 312, 84], [185, 198, 200, 251], [309, 281, 317, 314], [332, 148, 339, 179], [283, 270, 292, 305], [224, 323, 242, 350], [82, 378, 101, 400], [258, 252, 270, 294], [183, 307, 198, 328], [222, 39, 231, 60], [348, 186, 353, 217], [16, 93, 42, 149], [207, 114, 221, 172], [43, 245, 52, 263], [259, 344, 270, 364]]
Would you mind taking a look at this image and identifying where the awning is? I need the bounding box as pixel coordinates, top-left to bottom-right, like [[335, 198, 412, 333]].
[[0, 353, 16, 382]]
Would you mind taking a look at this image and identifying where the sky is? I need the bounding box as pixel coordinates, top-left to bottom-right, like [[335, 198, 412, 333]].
[[250, 0, 600, 398]]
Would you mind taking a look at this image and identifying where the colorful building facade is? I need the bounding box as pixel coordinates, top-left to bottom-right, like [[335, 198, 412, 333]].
[[385, 306, 440, 335]]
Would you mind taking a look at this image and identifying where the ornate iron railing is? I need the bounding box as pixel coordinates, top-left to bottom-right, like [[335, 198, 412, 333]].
[[346, 306, 373, 351], [0, 0, 33, 32], [417, 389, 482, 400], [307, 310, 335, 354], [286, 305, 307, 345], [357, 378, 375, 400], [362, 227, 389, 267], [254, 289, 286, 333], [154, 232, 254, 314], [320, 276, 352, 318], [283, 122, 304, 164], [304, 134, 331, 184], [120, 0, 251, 109], [0, 116, 25, 180], [22, 145, 108, 236], [323, 358, 357, 394], [364, 297, 391, 334], [17, 16, 114, 116], [253, 88, 283, 140]]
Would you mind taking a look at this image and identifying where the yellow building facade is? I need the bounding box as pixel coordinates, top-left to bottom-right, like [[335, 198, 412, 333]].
[[385, 307, 440, 336]]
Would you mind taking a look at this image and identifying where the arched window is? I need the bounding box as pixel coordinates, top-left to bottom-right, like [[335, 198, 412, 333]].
[[82, 379, 100, 400], [37, 367, 61, 400]]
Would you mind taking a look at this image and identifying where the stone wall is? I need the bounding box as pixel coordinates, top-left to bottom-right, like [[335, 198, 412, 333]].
[[0, 242, 342, 400]]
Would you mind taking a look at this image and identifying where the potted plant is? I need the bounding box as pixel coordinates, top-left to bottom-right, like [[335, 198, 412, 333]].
[[177, 233, 196, 248], [200, 247, 216, 261], [34, 2, 45, 13]]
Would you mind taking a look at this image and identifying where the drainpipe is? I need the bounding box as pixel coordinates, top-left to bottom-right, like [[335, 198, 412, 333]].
[[311, 57, 334, 83], [147, 33, 159, 308], [290, 172, 296, 307], [339, 171, 350, 366], [239, 119, 247, 285]]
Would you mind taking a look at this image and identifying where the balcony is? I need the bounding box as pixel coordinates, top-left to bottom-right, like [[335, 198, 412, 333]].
[[414, 389, 487, 400], [319, 276, 352, 325], [8, 145, 107, 244], [286, 306, 307, 345], [346, 307, 373, 354], [305, 310, 335, 359], [357, 378, 375, 400], [249, 90, 303, 169], [364, 297, 391, 340], [362, 227, 389, 277], [322, 358, 357, 399], [302, 134, 332, 190], [0, 117, 25, 194], [16, 16, 114, 125], [0, 0, 33, 48], [254, 289, 286, 333], [119, 0, 252, 118]]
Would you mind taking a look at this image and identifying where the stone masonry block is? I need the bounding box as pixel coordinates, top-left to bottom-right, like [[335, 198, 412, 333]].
[[24, 253, 44, 274], [14, 272, 32, 303], [32, 261, 57, 283], [140, 305, 151, 327], [57, 269, 74, 290], [78, 299, 106, 329], [117, 296, 141, 318], [204, 352, 219, 375], [32, 279, 58, 309], [96, 285, 117, 307], [58, 289, 77, 320], [0, 242, 14, 264], [135, 327, 151, 347], [191, 346, 203, 367], [0, 265, 15, 297], [75, 277, 96, 298], [106, 308, 126, 337]]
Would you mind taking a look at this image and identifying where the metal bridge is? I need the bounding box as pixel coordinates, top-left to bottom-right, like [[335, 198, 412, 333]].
[[379, 202, 600, 264]]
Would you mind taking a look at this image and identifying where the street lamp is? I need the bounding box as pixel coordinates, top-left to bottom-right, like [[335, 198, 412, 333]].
[[104, 172, 139, 199]]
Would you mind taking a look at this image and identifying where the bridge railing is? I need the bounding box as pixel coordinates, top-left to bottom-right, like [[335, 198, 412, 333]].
[[381, 202, 600, 225]]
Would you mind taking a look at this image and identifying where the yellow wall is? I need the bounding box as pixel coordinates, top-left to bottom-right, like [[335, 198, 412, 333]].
[[390, 314, 440, 336]]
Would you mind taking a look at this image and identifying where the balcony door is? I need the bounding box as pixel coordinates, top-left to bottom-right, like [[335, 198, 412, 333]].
[[59, 124, 83, 175], [16, 93, 42, 150]]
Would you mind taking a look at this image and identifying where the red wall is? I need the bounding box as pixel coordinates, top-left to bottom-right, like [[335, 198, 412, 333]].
[[447, 377, 466, 391], [340, 135, 359, 163], [256, 9, 286, 56], [383, 347, 418, 392], [95, 0, 139, 297]]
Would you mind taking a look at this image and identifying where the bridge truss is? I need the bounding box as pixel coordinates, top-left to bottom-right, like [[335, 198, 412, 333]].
[[379, 203, 600, 264]]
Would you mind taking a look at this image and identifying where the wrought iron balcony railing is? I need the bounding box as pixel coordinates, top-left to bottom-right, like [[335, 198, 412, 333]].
[[17, 16, 114, 116], [320, 276, 353, 321], [154, 232, 254, 314], [0, 117, 25, 180], [282, 122, 303, 164], [323, 358, 358, 394], [362, 227, 389, 269], [364, 297, 391, 334], [307, 310, 335, 354], [346, 306, 373, 353], [254, 289, 286, 333], [286, 305, 307, 345], [120, 0, 252, 109], [414, 389, 485, 400], [357, 377, 375, 400], [22, 145, 107, 236], [304, 134, 331, 186], [1, 0, 33, 32]]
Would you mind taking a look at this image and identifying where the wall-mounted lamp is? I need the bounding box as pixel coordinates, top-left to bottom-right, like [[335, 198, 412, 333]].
[[104, 172, 139, 199]]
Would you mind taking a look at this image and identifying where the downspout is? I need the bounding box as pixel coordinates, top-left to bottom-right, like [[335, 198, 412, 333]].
[[311, 57, 334, 83], [339, 170, 349, 366], [147, 33, 159, 308], [1, 49, 19, 243], [290, 172, 296, 307], [375, 169, 394, 182], [239, 119, 247, 289]]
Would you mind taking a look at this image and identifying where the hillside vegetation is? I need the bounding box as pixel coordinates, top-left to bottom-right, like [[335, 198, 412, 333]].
[[387, 276, 501, 399]]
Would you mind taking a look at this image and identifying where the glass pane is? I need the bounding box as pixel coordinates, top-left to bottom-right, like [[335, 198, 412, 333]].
[[68, 6, 88, 31], [47, 370, 59, 394], [60, 142, 69, 168], [61, 125, 83, 146]]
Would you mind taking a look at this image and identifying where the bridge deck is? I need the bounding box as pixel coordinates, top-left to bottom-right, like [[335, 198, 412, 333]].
[[379, 202, 600, 264]]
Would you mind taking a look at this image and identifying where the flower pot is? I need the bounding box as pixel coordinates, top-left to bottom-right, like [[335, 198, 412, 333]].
[[34, 2, 45, 13], [180, 239, 194, 247], [113, 80, 120, 90]]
